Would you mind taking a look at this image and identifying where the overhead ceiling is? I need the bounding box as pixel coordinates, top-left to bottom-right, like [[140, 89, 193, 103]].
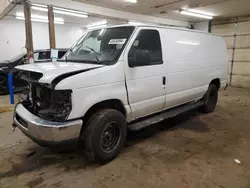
[[5, 5, 125, 28], [75, 0, 250, 21]]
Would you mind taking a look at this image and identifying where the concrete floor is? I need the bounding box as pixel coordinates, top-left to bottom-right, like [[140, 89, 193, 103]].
[[0, 87, 250, 188]]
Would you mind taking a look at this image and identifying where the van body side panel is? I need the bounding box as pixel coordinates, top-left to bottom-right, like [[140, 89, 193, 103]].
[[160, 29, 228, 110], [56, 62, 129, 120]]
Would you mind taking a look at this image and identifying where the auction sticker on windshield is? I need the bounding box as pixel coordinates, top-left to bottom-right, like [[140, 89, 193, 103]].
[[108, 39, 127, 45]]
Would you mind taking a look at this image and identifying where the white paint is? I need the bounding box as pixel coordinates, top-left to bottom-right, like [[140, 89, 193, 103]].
[[14, 24, 228, 122], [16, 62, 103, 83], [30, 0, 188, 27], [195, 21, 209, 32], [0, 18, 85, 61]]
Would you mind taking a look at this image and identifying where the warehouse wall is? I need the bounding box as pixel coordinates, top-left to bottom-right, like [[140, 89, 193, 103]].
[[194, 21, 209, 32], [212, 17, 250, 88], [0, 0, 10, 18], [0, 18, 85, 61]]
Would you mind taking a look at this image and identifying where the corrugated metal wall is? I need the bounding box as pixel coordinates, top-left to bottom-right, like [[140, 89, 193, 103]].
[[212, 17, 250, 88]]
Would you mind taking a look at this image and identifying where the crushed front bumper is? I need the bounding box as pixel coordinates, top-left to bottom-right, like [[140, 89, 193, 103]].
[[13, 103, 83, 147]]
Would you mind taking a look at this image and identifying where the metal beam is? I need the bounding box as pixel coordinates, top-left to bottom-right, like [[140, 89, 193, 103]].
[[24, 1, 34, 63], [48, 5, 56, 49]]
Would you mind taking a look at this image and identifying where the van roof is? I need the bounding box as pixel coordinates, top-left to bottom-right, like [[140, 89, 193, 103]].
[[90, 24, 217, 36]]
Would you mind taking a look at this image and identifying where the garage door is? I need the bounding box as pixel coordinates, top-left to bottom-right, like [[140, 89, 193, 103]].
[[212, 17, 250, 88]]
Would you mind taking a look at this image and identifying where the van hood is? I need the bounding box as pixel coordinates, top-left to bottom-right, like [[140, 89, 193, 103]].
[[14, 62, 104, 87]]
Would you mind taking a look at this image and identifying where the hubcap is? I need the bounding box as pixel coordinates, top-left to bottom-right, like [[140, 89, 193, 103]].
[[101, 122, 121, 153]]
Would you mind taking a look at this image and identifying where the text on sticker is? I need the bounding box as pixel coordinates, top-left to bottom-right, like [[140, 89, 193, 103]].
[[109, 39, 127, 45]]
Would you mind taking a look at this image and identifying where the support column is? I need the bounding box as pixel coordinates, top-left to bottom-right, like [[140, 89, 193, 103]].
[[48, 5, 56, 49], [24, 1, 34, 63]]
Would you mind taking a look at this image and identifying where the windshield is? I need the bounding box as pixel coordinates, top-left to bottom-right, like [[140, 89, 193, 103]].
[[65, 26, 135, 65]]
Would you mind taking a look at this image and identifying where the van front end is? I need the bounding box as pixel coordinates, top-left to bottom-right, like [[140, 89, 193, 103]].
[[12, 82, 83, 147], [13, 103, 82, 147]]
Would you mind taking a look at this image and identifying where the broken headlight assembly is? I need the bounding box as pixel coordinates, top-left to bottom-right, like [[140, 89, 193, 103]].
[[28, 84, 72, 122]]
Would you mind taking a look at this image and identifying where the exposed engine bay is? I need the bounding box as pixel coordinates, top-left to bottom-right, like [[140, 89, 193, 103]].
[[12, 69, 73, 122], [23, 83, 72, 122]]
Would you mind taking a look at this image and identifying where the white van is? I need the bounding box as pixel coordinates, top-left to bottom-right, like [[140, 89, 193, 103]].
[[12, 25, 228, 163]]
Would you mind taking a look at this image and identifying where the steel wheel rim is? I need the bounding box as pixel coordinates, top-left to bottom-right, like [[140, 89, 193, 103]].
[[100, 121, 121, 153]]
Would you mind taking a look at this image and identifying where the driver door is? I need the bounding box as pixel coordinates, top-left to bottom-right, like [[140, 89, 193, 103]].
[[125, 28, 166, 120]]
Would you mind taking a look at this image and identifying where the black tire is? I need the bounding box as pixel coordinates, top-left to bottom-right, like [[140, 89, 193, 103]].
[[201, 84, 218, 113], [79, 109, 127, 163], [0, 75, 8, 94]]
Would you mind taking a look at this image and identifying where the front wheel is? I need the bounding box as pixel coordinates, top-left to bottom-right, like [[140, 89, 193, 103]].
[[201, 84, 218, 113], [79, 109, 127, 163]]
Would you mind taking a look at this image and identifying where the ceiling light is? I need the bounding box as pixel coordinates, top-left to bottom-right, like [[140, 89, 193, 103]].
[[124, 0, 137, 3], [87, 24, 108, 30], [180, 10, 213, 19], [87, 20, 107, 28], [186, 9, 214, 16], [31, 5, 88, 18], [16, 12, 64, 22], [16, 16, 64, 24]]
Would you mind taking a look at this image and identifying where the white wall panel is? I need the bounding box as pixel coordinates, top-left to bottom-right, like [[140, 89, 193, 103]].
[[235, 35, 250, 48], [231, 75, 250, 88], [236, 21, 250, 35], [227, 49, 233, 61], [232, 62, 250, 76], [212, 18, 250, 88], [194, 21, 209, 32], [212, 23, 235, 36], [0, 19, 85, 62], [234, 49, 250, 62], [223, 37, 234, 49]]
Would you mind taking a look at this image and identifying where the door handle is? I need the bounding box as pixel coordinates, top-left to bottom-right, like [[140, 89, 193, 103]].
[[162, 76, 166, 86], [162, 76, 166, 89]]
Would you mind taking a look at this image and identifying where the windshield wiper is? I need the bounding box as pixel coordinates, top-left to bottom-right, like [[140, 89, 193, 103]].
[[86, 46, 101, 64]]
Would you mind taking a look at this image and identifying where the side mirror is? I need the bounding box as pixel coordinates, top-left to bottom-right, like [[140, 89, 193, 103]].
[[129, 49, 150, 67]]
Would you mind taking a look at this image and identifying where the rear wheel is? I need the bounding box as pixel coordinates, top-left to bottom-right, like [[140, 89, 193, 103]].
[[201, 84, 218, 113], [0, 76, 8, 94], [79, 109, 127, 163]]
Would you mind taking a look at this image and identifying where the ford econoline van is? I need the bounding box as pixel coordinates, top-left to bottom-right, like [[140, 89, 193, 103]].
[[12, 25, 228, 162]]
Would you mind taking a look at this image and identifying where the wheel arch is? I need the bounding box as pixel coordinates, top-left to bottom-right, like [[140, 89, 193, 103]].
[[210, 78, 220, 90], [82, 99, 127, 124]]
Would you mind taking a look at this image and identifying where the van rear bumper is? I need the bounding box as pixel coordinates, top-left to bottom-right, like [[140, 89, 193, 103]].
[[13, 103, 83, 147]]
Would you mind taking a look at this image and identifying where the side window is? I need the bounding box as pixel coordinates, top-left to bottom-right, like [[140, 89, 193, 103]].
[[58, 51, 67, 59], [38, 51, 50, 60], [128, 29, 162, 67]]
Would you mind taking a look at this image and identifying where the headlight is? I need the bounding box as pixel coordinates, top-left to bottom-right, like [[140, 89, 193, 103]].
[[33, 86, 72, 122]]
